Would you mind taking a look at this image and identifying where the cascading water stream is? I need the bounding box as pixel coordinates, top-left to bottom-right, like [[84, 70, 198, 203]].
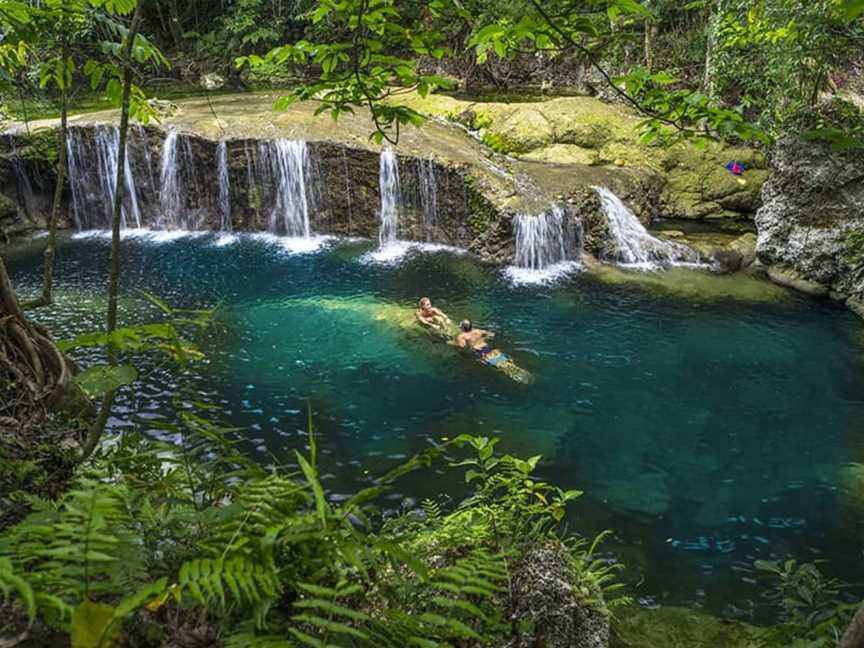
[[259, 139, 311, 238], [512, 207, 577, 271], [593, 186, 702, 269], [217, 140, 231, 231], [3, 134, 38, 223], [159, 129, 183, 228], [66, 125, 142, 229], [417, 159, 438, 231], [378, 149, 401, 246], [505, 207, 581, 284]]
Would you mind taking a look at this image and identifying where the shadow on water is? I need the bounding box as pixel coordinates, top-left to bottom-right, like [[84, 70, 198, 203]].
[[6, 232, 864, 622]]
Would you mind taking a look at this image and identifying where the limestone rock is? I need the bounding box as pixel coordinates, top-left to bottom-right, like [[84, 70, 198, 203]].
[[508, 542, 610, 648], [199, 72, 226, 90], [395, 91, 768, 222], [755, 136, 864, 309], [728, 232, 758, 268], [487, 106, 554, 153], [661, 144, 769, 220], [766, 265, 830, 296]]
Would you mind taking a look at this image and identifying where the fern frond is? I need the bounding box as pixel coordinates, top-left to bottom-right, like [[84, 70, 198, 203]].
[[420, 499, 441, 521], [0, 557, 36, 621], [288, 580, 373, 644], [223, 632, 295, 648], [206, 475, 309, 557], [178, 556, 280, 618], [0, 479, 141, 602]]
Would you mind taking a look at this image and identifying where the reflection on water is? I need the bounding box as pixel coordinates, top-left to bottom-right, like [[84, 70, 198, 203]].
[[6, 232, 864, 621]]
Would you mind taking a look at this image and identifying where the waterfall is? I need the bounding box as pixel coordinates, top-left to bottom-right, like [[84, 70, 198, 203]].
[[594, 186, 701, 269], [159, 129, 183, 228], [258, 139, 311, 238], [417, 159, 438, 230], [341, 148, 353, 226], [66, 125, 142, 229], [4, 135, 39, 223], [512, 207, 576, 270], [378, 149, 401, 246], [217, 141, 231, 231]]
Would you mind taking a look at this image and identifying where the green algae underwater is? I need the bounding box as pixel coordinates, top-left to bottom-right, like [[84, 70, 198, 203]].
[[6, 230, 864, 622]]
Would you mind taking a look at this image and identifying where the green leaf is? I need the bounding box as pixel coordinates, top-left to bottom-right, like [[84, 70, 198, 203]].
[[115, 578, 168, 618], [613, 0, 653, 18], [71, 599, 120, 648], [75, 365, 137, 396], [296, 452, 328, 529], [841, 0, 864, 21]]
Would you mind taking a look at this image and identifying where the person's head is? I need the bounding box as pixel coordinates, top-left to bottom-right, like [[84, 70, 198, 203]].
[[460, 319, 473, 332], [418, 297, 432, 310]]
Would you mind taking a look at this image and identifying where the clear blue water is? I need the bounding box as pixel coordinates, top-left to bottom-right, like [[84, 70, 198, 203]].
[[6, 232, 864, 621]]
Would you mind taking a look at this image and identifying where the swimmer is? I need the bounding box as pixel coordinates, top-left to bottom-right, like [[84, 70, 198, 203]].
[[415, 297, 451, 331], [453, 319, 533, 383]]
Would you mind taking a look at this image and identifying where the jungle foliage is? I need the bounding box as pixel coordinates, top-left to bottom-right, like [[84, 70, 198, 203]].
[[0, 400, 627, 647], [3, 1, 864, 646]]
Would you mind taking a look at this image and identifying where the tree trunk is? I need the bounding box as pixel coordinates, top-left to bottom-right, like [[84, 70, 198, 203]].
[[643, 19, 657, 72], [81, 3, 144, 460], [29, 34, 70, 309], [703, 1, 719, 99], [841, 602, 864, 648]]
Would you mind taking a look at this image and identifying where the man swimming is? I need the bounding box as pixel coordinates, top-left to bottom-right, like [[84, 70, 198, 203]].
[[450, 319, 534, 383], [416, 297, 451, 331], [455, 319, 503, 361]]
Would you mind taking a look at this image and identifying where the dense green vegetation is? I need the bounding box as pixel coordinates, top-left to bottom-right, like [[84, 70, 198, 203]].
[[2, 0, 864, 646]]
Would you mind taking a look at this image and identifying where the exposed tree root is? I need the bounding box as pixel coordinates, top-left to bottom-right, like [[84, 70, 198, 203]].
[[0, 256, 88, 449]]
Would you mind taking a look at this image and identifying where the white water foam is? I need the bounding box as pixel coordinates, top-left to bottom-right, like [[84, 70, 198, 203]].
[[360, 240, 466, 266], [213, 233, 239, 247], [248, 232, 333, 254], [71, 229, 205, 243], [503, 260, 582, 286]]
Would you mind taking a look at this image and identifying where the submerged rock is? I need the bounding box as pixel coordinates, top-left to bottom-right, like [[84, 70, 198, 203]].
[[766, 265, 830, 297], [755, 135, 864, 311]]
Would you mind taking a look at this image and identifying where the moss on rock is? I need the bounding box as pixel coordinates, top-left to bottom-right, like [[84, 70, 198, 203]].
[[18, 128, 59, 165], [612, 606, 759, 648], [396, 91, 769, 220], [661, 143, 769, 219]]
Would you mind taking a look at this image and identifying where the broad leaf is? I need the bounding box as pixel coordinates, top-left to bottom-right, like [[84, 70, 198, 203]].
[[75, 365, 137, 396]]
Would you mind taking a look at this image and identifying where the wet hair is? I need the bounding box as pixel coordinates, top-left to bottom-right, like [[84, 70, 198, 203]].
[[460, 319, 473, 332], [418, 297, 431, 307]]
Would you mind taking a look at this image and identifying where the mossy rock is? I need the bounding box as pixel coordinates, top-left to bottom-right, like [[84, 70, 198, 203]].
[[484, 106, 554, 154], [520, 144, 596, 165], [839, 463, 864, 510], [766, 265, 830, 297], [19, 128, 59, 165], [612, 606, 759, 648], [0, 191, 17, 219], [662, 143, 769, 218], [729, 233, 758, 267], [393, 91, 769, 221]]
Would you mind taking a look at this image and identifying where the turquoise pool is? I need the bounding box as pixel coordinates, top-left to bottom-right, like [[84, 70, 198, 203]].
[[6, 231, 864, 621]]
